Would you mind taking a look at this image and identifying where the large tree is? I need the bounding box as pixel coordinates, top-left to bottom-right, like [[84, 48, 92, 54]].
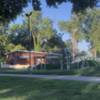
[[0, 0, 98, 23], [28, 11, 55, 51], [81, 9, 100, 57], [9, 24, 31, 50], [59, 14, 84, 60], [9, 11, 55, 51], [0, 24, 26, 56]]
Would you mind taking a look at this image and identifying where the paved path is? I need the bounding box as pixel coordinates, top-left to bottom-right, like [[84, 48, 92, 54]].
[[1, 74, 100, 83]]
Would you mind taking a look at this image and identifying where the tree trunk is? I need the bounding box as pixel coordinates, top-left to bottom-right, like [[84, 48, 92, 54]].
[[32, 33, 37, 51], [36, 34, 41, 51], [32, 33, 41, 51], [91, 48, 97, 58], [72, 30, 78, 61]]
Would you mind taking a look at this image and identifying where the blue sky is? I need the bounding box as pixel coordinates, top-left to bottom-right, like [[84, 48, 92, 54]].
[[10, 1, 89, 52]]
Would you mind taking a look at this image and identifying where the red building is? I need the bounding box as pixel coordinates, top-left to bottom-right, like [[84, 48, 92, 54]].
[[6, 50, 47, 69]]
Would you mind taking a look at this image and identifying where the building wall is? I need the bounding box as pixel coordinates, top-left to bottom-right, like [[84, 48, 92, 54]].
[[6, 51, 47, 68], [6, 51, 63, 69]]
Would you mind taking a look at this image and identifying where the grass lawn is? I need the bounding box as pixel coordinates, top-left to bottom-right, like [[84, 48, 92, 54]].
[[0, 77, 100, 100]]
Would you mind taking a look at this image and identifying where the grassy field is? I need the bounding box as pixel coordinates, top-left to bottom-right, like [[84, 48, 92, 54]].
[[0, 77, 100, 100]]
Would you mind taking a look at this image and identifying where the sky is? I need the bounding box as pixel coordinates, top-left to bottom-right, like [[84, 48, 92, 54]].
[[10, 0, 89, 52]]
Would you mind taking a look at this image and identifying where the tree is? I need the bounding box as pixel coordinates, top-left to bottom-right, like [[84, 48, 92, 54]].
[[0, 0, 27, 23], [44, 0, 98, 12], [59, 14, 84, 60], [0, 33, 10, 62], [9, 24, 31, 50], [46, 32, 66, 51], [0, 0, 98, 23], [81, 9, 100, 57], [0, 24, 26, 57], [28, 11, 55, 51], [0, 23, 10, 60], [9, 11, 66, 52], [9, 11, 55, 51]]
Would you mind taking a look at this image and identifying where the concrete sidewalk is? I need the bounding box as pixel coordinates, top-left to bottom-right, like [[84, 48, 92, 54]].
[[1, 74, 100, 83]]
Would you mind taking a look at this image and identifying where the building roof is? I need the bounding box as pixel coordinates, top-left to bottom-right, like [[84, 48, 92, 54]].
[[6, 50, 47, 55]]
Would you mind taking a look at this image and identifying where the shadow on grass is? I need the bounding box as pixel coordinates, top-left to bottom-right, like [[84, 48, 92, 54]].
[[0, 77, 100, 100]]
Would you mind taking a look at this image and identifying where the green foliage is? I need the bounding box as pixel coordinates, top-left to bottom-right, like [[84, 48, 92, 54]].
[[5, 43, 15, 52], [59, 16, 79, 33], [27, 11, 55, 51], [0, 33, 9, 61], [9, 11, 65, 52], [0, 33, 10, 59], [0, 0, 27, 23], [46, 0, 97, 12], [59, 14, 85, 41], [71, 59, 100, 70], [82, 9, 100, 52], [46, 33, 66, 51], [0, 0, 98, 23], [59, 14, 86, 59], [6, 44, 26, 52], [9, 24, 31, 50], [0, 34, 8, 50], [0, 24, 27, 61]]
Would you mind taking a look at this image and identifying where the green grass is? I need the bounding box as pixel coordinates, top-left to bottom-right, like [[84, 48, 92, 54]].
[[0, 76, 100, 100]]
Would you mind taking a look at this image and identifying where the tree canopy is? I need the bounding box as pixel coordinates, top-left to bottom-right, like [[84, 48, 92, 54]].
[[0, 0, 27, 23], [9, 11, 60, 52], [0, 0, 99, 23], [81, 9, 100, 56], [45, 0, 98, 12], [59, 14, 85, 59]]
